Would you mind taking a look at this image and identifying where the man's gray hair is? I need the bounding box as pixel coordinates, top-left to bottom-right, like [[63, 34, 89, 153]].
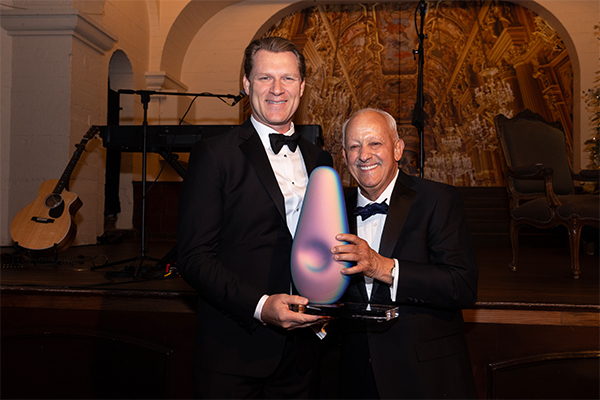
[[341, 108, 399, 148]]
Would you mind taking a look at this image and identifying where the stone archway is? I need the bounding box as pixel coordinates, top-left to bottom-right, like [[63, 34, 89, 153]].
[[107, 50, 135, 230]]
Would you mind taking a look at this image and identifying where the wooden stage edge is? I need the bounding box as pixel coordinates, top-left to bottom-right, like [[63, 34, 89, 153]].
[[464, 304, 599, 327], [1, 287, 598, 328]]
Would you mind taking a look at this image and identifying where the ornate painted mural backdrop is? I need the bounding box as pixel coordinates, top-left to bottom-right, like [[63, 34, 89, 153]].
[[256, 1, 573, 187]]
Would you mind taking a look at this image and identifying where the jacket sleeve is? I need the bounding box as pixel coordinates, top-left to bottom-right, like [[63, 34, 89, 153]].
[[393, 184, 478, 310], [176, 139, 264, 331]]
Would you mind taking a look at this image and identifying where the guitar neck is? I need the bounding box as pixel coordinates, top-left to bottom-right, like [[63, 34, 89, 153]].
[[52, 126, 99, 194]]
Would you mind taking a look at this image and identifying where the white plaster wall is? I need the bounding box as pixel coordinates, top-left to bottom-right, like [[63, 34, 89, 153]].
[[103, 1, 151, 78], [181, 1, 300, 125], [69, 35, 111, 246], [7, 34, 74, 246], [0, 1, 144, 246], [101, 1, 152, 232], [147, 0, 189, 72], [1, 26, 12, 245]]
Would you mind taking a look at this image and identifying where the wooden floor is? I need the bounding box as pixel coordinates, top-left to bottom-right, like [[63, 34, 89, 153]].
[[1, 239, 598, 307], [475, 243, 598, 307]]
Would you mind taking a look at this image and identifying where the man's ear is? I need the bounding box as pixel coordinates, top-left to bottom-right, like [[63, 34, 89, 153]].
[[243, 75, 250, 94], [300, 79, 305, 97], [394, 139, 405, 162], [342, 148, 348, 166]]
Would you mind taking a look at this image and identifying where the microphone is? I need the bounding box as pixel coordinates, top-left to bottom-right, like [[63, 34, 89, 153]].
[[231, 90, 247, 106], [118, 89, 157, 95]]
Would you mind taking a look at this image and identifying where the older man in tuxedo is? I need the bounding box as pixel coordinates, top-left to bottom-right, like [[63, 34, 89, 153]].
[[331, 108, 478, 399], [177, 37, 332, 398]]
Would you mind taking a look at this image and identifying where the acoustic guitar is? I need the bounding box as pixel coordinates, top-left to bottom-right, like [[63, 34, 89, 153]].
[[10, 126, 100, 252]]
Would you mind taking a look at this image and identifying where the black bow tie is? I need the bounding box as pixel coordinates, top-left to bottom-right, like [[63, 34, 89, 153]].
[[269, 131, 302, 154], [354, 201, 389, 221]]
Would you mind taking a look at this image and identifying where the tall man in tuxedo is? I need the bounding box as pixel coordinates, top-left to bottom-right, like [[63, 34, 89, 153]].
[[177, 37, 333, 398], [331, 108, 478, 399]]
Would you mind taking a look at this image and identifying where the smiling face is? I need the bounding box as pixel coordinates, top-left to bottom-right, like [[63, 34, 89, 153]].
[[242, 50, 305, 133], [343, 110, 404, 201]]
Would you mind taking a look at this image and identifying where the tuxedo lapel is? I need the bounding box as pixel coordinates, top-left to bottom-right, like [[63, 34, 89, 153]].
[[238, 123, 286, 222], [371, 170, 415, 300], [297, 139, 318, 175], [346, 189, 358, 235], [345, 189, 370, 303], [379, 170, 415, 258]]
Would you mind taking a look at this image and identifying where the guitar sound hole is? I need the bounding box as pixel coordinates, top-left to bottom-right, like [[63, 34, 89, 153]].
[[44, 194, 63, 209], [48, 200, 65, 219]]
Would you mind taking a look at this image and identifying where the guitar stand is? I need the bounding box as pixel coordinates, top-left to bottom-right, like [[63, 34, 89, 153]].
[[90, 252, 164, 278], [2, 242, 25, 269], [10, 242, 65, 269]]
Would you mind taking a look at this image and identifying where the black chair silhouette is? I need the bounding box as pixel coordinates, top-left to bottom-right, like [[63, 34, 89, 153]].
[[494, 109, 599, 278]]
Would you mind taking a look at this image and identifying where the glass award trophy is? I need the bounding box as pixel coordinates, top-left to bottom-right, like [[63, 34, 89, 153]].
[[290, 302, 399, 321], [290, 167, 399, 321]]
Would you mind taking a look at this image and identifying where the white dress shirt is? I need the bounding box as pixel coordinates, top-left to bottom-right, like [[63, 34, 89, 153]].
[[355, 169, 400, 302], [250, 116, 309, 322], [251, 116, 308, 237]]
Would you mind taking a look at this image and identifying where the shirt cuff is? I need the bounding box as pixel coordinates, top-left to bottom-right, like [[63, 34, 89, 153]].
[[390, 258, 399, 302], [254, 294, 269, 325]]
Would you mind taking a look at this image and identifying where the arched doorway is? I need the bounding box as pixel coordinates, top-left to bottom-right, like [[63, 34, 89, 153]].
[[104, 50, 135, 233]]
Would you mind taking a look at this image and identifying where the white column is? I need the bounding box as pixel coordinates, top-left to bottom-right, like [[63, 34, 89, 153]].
[[1, 9, 116, 246]]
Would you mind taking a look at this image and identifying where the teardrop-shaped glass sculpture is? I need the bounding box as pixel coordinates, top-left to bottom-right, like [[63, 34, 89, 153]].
[[291, 166, 350, 304]]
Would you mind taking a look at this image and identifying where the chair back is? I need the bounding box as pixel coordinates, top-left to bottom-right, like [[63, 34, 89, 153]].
[[495, 109, 574, 196]]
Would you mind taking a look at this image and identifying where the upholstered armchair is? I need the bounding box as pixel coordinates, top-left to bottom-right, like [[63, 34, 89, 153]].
[[494, 109, 599, 278]]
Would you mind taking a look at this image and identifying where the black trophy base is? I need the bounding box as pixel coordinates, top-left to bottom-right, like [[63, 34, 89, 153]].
[[290, 302, 399, 321]]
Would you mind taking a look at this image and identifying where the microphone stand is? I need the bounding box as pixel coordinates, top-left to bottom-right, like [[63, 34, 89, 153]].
[[411, 0, 427, 178], [92, 89, 244, 276]]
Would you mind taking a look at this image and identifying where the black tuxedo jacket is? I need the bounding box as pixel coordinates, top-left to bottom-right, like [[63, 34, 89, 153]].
[[177, 119, 333, 378], [339, 169, 479, 399]]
